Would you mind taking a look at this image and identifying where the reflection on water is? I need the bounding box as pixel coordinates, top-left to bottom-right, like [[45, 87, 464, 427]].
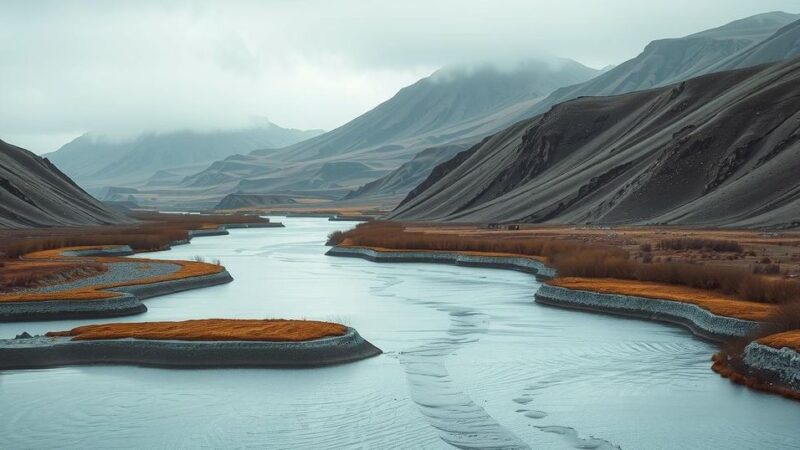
[[1, 218, 798, 449]]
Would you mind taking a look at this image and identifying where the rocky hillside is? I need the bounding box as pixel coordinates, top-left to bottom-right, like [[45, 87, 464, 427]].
[[390, 58, 800, 229], [0, 140, 131, 228]]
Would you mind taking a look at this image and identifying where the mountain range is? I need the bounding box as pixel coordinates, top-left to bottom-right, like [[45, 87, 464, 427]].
[[390, 58, 800, 228], [155, 11, 800, 210], [46, 122, 324, 194]]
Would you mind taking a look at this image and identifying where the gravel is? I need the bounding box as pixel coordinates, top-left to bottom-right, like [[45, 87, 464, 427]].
[[21, 261, 181, 294]]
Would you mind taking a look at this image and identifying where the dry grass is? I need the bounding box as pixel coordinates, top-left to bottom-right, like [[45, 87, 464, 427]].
[[758, 330, 800, 351], [334, 221, 800, 304], [0, 211, 268, 259], [548, 277, 776, 321], [0, 260, 107, 291], [658, 238, 743, 253], [0, 250, 222, 303], [46, 319, 347, 342]]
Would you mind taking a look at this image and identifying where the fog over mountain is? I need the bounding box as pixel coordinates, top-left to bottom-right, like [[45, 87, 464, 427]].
[[46, 123, 323, 193], [2, 1, 798, 154], [523, 11, 799, 118], [391, 58, 800, 228]]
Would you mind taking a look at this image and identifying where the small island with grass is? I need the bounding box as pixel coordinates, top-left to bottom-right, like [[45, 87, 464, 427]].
[[0, 319, 381, 369], [0, 212, 285, 322], [327, 221, 800, 400]]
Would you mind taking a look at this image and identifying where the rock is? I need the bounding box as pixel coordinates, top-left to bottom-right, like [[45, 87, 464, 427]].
[[15, 332, 32, 339]]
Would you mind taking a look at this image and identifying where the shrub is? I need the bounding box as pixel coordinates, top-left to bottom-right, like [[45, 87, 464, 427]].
[[639, 243, 652, 252], [657, 238, 743, 253], [331, 221, 800, 304], [753, 264, 781, 275]]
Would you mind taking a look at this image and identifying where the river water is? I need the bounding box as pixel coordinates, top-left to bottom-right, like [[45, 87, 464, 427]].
[[1, 218, 798, 449]]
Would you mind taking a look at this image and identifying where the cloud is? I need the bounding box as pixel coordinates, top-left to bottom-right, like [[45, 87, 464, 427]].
[[0, 0, 797, 153]]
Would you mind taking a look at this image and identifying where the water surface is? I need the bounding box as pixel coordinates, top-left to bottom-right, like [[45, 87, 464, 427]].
[[1, 218, 798, 449]]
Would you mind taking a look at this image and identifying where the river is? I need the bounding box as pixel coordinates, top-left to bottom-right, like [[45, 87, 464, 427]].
[[1, 218, 798, 449]]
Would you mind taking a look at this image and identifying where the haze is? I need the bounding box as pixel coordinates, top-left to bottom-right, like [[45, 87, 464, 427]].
[[1, 0, 797, 153]]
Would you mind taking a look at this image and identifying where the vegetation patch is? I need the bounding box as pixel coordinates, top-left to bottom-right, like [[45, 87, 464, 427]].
[[547, 277, 776, 321], [46, 319, 347, 342]]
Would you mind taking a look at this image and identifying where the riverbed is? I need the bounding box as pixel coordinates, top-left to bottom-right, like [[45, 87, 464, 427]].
[[1, 218, 798, 449]]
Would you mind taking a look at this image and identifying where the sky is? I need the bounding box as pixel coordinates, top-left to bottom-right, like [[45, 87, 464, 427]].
[[1, 0, 798, 153]]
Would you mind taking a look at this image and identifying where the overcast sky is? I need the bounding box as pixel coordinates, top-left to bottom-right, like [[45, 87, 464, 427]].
[[1, 0, 798, 153]]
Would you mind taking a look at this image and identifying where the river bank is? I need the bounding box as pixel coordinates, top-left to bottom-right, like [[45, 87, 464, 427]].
[[327, 244, 800, 400]]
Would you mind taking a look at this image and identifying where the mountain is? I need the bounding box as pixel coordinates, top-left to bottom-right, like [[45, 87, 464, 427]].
[[342, 143, 469, 201], [159, 58, 600, 208], [0, 139, 131, 228], [343, 12, 800, 204], [523, 12, 799, 118], [390, 58, 800, 229], [711, 16, 800, 71], [46, 123, 324, 193]]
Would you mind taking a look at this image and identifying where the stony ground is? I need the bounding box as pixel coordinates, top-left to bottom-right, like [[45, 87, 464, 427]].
[[21, 261, 180, 294]]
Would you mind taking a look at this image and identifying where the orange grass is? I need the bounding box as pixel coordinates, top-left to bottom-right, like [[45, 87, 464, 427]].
[[547, 277, 776, 321], [46, 319, 347, 342], [334, 221, 800, 304], [758, 330, 800, 352], [0, 249, 222, 303], [0, 260, 107, 291]]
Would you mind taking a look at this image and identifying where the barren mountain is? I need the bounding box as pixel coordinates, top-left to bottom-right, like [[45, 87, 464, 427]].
[[391, 58, 800, 229], [164, 59, 600, 207], [344, 12, 800, 203], [524, 12, 799, 118], [0, 139, 130, 228], [46, 123, 324, 194]]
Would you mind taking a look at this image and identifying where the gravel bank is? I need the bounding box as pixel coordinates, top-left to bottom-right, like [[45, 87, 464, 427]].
[[0, 270, 233, 322], [325, 246, 556, 279], [535, 284, 760, 342], [0, 326, 381, 369], [743, 342, 800, 392]]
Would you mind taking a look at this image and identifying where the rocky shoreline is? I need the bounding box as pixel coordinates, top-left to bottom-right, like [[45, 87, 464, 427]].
[[743, 342, 800, 392], [327, 245, 800, 398], [0, 270, 233, 322], [534, 284, 760, 342], [0, 326, 381, 369], [325, 245, 556, 279]]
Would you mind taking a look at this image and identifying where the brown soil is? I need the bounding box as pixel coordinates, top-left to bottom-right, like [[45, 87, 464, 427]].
[[46, 319, 347, 342]]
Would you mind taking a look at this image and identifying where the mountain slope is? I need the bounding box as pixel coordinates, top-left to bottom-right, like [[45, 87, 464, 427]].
[[390, 58, 800, 229], [46, 123, 324, 192], [168, 58, 600, 207], [343, 12, 800, 203], [0, 140, 130, 228], [523, 12, 799, 119], [711, 16, 800, 70]]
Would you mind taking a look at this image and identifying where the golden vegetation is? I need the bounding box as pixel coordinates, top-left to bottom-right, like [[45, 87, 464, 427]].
[[548, 277, 776, 321], [0, 260, 107, 291], [0, 253, 222, 303], [46, 319, 347, 342], [0, 211, 268, 258], [758, 330, 800, 351], [332, 221, 800, 304]]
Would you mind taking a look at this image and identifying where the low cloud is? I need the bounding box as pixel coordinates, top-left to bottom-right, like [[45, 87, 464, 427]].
[[0, 0, 796, 152]]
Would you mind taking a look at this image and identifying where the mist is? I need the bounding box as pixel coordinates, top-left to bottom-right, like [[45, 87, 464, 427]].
[[1, 0, 797, 153]]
